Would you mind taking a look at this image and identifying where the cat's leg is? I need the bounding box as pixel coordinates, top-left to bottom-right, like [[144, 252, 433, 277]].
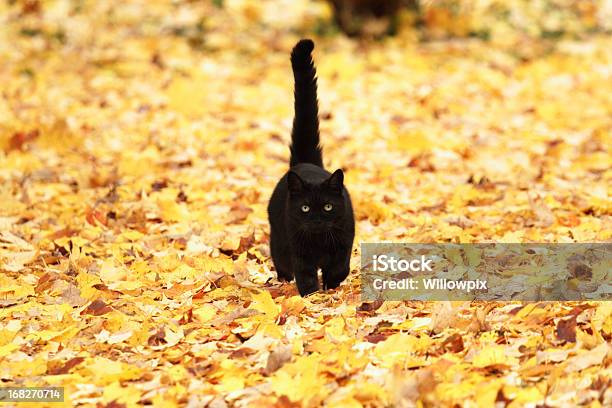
[[275, 261, 293, 282], [293, 257, 319, 296], [270, 231, 293, 282], [322, 247, 351, 290]]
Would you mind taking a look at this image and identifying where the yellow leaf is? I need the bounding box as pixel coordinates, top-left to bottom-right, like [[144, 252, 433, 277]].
[[81, 357, 143, 385], [375, 334, 431, 368], [395, 129, 432, 153], [158, 197, 191, 223], [100, 259, 127, 282], [103, 381, 142, 406], [325, 316, 346, 341], [270, 354, 329, 404], [193, 304, 217, 323], [250, 290, 280, 320], [506, 386, 544, 407], [1, 358, 47, 377], [0, 343, 19, 357], [472, 345, 518, 368], [168, 364, 189, 383], [76, 272, 102, 300], [475, 379, 503, 407], [167, 76, 209, 117], [214, 360, 246, 393]]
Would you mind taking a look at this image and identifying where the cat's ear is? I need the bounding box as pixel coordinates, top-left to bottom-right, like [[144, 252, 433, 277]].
[[287, 171, 305, 194], [325, 169, 344, 193]]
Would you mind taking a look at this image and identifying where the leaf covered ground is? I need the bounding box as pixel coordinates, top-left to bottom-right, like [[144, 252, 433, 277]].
[[0, 1, 611, 407]]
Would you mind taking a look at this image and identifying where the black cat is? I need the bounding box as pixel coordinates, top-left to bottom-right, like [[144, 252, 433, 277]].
[[267, 39, 355, 296]]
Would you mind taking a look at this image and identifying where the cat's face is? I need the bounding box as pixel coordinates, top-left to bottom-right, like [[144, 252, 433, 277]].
[[287, 169, 346, 233]]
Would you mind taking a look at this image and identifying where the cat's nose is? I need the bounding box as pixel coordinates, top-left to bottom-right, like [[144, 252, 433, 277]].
[[310, 221, 326, 231]]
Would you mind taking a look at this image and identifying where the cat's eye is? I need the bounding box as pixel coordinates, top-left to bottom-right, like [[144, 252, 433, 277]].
[[323, 203, 333, 212], [301, 205, 310, 213]]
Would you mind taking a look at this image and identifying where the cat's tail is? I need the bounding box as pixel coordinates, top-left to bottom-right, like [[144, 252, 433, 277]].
[[289, 39, 323, 168]]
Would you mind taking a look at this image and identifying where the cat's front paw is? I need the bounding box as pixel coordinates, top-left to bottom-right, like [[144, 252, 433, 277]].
[[295, 272, 319, 297], [323, 270, 349, 290], [276, 273, 294, 282]]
